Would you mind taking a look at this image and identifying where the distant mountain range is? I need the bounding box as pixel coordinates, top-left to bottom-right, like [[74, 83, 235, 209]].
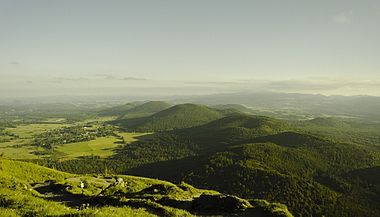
[[173, 92, 380, 121]]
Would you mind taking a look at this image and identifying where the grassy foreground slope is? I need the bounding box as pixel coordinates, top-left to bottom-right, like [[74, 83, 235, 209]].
[[0, 158, 293, 217]]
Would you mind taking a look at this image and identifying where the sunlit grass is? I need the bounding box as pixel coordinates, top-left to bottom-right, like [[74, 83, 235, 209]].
[[5, 123, 66, 139], [0, 139, 43, 159], [55, 136, 120, 159], [118, 132, 151, 144]]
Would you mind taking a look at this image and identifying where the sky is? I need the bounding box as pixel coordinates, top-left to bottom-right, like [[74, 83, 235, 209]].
[[1, 0, 380, 98]]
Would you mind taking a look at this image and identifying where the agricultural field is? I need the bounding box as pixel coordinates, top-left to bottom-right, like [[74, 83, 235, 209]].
[[0, 141, 44, 159], [0, 115, 147, 161], [0, 123, 68, 159], [54, 132, 150, 160], [54, 137, 121, 159], [118, 132, 151, 144], [5, 123, 67, 139]]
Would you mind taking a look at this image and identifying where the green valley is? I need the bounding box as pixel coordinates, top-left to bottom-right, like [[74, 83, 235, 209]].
[[1, 101, 380, 217]]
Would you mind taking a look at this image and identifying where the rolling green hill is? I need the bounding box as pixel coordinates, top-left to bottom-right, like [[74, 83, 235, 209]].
[[118, 101, 172, 119], [100, 101, 172, 119], [176, 113, 290, 148], [0, 158, 293, 217], [292, 117, 380, 151], [98, 101, 143, 116], [113, 103, 224, 132], [178, 145, 340, 217]]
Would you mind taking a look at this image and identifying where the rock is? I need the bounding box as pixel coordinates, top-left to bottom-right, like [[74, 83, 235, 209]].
[[191, 193, 252, 211], [140, 184, 176, 195]]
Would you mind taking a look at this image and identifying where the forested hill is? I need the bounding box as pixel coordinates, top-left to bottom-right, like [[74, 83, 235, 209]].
[[98, 101, 143, 116], [176, 113, 290, 147], [119, 101, 172, 119], [99, 101, 172, 118], [111, 103, 224, 132]]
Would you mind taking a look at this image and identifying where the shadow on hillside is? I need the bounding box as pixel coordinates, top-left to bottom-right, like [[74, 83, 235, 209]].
[[33, 180, 167, 216], [33, 181, 88, 207], [34, 180, 269, 217], [126, 155, 209, 181]]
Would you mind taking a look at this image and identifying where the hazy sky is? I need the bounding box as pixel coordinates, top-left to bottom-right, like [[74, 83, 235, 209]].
[[1, 0, 380, 97]]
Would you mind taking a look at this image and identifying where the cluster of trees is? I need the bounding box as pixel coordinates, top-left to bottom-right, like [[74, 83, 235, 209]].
[[113, 133, 199, 164], [0, 124, 18, 143], [32, 125, 116, 149], [0, 121, 16, 129], [185, 161, 338, 217]]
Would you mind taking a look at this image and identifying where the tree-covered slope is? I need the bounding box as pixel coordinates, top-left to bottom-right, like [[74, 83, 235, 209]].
[[100, 101, 172, 118], [0, 158, 293, 217], [127, 139, 380, 217], [292, 117, 380, 151], [176, 113, 290, 147], [113, 103, 224, 132], [250, 132, 379, 172], [180, 146, 339, 217]]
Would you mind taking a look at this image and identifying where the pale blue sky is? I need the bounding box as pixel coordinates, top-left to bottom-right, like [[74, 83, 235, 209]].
[[1, 0, 380, 97]]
